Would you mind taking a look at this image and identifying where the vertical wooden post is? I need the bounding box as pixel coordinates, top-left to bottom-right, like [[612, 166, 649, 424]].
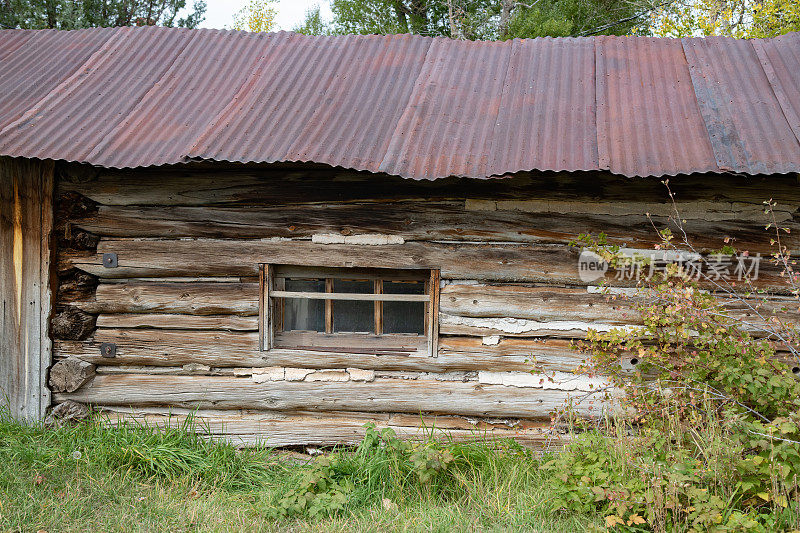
[[374, 279, 383, 335], [0, 157, 54, 421], [428, 269, 440, 358], [324, 277, 333, 334], [259, 264, 275, 351]]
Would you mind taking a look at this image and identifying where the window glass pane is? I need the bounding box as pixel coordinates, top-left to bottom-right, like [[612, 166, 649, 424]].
[[333, 279, 374, 333], [283, 278, 325, 332], [383, 281, 426, 334]]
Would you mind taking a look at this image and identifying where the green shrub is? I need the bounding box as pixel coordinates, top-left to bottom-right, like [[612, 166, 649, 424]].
[[549, 198, 800, 532]]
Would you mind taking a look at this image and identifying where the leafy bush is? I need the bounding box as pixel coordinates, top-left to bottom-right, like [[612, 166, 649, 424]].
[[545, 195, 800, 531]]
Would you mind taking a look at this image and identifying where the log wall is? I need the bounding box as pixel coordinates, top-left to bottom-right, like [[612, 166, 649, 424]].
[[51, 162, 800, 447]]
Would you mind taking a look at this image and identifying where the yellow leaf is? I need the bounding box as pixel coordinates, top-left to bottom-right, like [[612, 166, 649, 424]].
[[627, 514, 647, 525], [757, 492, 771, 502], [605, 515, 624, 528]]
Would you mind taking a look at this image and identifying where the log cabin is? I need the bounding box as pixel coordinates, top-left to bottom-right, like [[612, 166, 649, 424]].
[[1, 27, 799, 447]]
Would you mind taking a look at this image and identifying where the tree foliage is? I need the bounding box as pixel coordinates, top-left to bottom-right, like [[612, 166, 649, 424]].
[[231, 0, 277, 33], [0, 0, 206, 29], [647, 0, 800, 37], [503, 0, 652, 38], [293, 0, 800, 39], [293, 4, 332, 35], [294, 0, 658, 40]]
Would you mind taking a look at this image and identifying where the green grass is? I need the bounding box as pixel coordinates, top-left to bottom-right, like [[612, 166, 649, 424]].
[[0, 413, 598, 532]]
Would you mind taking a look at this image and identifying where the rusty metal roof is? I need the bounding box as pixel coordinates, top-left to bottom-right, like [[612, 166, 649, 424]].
[[0, 26, 798, 179]]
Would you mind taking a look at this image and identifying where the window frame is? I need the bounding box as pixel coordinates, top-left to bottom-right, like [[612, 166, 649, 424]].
[[260, 264, 440, 357]]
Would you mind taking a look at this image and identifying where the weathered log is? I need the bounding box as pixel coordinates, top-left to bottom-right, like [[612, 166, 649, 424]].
[[48, 357, 96, 393], [439, 337, 584, 372], [58, 227, 100, 251], [441, 283, 634, 323], [78, 282, 259, 315], [44, 400, 90, 427], [438, 313, 633, 338], [96, 313, 258, 331], [54, 329, 584, 372], [57, 268, 98, 303], [65, 238, 793, 291], [51, 306, 97, 340], [59, 166, 800, 207], [57, 374, 616, 418], [441, 284, 800, 334], [97, 406, 566, 448], [55, 329, 265, 367], [71, 201, 796, 252], [54, 191, 100, 251], [67, 238, 583, 283], [55, 191, 98, 220], [58, 163, 101, 184]]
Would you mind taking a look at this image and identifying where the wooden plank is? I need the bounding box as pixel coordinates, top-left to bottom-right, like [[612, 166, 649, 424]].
[[54, 330, 583, 372], [96, 407, 565, 449], [0, 160, 14, 414], [57, 374, 616, 418], [270, 290, 430, 302], [0, 157, 54, 421], [96, 314, 259, 331], [39, 160, 54, 417], [76, 281, 259, 315]]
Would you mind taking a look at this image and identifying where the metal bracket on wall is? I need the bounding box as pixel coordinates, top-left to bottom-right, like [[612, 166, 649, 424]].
[[99, 343, 117, 358], [102, 253, 118, 268]]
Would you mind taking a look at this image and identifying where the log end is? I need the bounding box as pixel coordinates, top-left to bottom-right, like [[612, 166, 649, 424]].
[[49, 357, 96, 393], [44, 400, 91, 428]]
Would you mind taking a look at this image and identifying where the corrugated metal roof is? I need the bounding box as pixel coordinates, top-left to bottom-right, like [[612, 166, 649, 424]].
[[596, 36, 718, 176], [683, 36, 800, 175], [752, 33, 800, 151], [0, 26, 798, 179], [0, 27, 120, 126]]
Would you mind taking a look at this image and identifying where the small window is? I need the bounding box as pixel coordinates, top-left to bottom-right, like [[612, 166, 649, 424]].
[[260, 265, 440, 357]]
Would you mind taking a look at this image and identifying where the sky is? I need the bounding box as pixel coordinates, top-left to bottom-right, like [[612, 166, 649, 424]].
[[200, 0, 333, 31]]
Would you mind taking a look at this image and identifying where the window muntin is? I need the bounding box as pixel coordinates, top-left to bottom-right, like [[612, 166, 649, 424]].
[[261, 265, 439, 356]]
